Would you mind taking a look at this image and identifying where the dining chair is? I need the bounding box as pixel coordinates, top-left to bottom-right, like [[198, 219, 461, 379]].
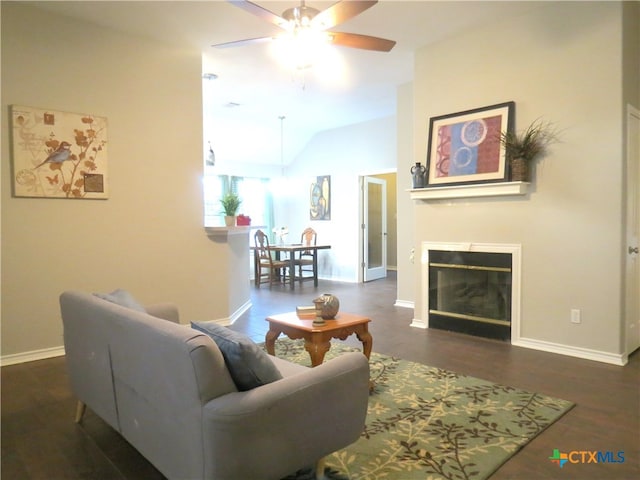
[[295, 227, 317, 283], [254, 229, 289, 288]]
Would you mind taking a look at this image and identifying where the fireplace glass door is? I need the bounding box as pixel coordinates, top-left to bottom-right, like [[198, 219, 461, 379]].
[[428, 250, 512, 340]]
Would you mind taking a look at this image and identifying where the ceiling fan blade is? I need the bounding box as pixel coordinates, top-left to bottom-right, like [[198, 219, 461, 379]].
[[312, 1, 378, 30], [212, 36, 273, 49], [328, 32, 396, 52], [228, 0, 286, 27]]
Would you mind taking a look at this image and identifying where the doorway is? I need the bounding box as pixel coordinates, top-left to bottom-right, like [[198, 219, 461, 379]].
[[361, 173, 397, 282], [625, 104, 640, 355]]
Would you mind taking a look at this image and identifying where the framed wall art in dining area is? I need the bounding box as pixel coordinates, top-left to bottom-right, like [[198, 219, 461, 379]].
[[425, 101, 514, 188], [310, 175, 331, 221]]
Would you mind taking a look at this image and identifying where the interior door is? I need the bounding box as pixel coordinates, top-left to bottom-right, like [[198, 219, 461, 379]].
[[625, 104, 640, 355], [363, 176, 387, 282]]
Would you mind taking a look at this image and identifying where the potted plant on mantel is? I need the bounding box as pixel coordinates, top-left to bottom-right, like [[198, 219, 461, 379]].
[[500, 119, 559, 182], [220, 192, 241, 227]]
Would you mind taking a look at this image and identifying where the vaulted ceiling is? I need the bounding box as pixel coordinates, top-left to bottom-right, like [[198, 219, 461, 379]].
[[30, 1, 541, 166]]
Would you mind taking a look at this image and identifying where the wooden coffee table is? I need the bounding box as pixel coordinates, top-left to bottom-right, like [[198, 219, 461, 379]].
[[265, 311, 373, 367]]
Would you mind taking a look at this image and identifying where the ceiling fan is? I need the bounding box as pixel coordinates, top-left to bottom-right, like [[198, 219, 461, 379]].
[[213, 0, 396, 53]]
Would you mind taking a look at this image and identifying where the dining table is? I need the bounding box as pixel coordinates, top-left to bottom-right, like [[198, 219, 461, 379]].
[[253, 243, 331, 290]]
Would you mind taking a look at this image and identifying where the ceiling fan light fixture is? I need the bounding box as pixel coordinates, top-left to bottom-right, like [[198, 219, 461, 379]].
[[272, 27, 330, 71], [300, 14, 311, 27], [282, 5, 320, 27], [221, 1, 395, 66]]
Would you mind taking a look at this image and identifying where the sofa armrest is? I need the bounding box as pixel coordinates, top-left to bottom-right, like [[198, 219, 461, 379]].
[[144, 303, 180, 323], [201, 352, 370, 480]]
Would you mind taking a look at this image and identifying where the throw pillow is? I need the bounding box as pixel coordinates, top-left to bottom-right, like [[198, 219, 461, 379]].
[[94, 289, 146, 313], [191, 321, 282, 391]]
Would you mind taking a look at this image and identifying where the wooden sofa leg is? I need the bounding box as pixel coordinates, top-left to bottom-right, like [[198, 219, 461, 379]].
[[74, 400, 86, 423], [315, 457, 326, 480]]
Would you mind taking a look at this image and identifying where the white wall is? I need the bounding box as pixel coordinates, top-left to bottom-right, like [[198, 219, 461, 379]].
[[396, 82, 415, 305], [280, 116, 397, 282], [1, 4, 236, 360], [405, 2, 631, 361]]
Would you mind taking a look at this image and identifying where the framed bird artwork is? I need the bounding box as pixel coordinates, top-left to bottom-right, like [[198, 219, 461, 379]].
[[10, 105, 109, 199]]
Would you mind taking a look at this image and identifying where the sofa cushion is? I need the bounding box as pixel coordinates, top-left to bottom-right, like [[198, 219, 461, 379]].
[[191, 321, 282, 391], [94, 289, 146, 312]]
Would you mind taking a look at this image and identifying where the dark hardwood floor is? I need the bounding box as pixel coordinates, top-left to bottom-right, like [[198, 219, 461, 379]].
[[2, 273, 639, 479]]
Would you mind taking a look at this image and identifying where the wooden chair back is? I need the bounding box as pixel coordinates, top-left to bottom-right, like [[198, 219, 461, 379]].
[[254, 229, 288, 287], [300, 227, 317, 256], [254, 229, 272, 264]]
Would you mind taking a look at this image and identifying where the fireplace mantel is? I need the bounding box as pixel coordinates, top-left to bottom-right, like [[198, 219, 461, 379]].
[[409, 181, 529, 201]]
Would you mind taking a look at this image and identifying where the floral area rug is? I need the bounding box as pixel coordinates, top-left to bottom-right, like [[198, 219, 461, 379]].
[[273, 339, 574, 480]]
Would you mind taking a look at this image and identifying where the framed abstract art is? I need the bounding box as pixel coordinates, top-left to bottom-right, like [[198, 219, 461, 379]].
[[425, 102, 514, 187], [310, 175, 330, 221]]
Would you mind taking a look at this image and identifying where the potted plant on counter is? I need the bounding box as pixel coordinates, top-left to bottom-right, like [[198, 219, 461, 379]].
[[220, 192, 241, 226], [500, 119, 559, 182]]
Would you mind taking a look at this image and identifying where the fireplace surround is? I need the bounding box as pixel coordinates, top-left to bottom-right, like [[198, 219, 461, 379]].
[[415, 242, 521, 342]]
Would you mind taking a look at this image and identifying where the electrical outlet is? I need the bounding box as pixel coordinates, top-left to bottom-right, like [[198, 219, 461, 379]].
[[571, 309, 581, 324]]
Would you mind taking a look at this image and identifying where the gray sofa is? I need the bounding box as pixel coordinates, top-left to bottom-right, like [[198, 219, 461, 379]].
[[60, 290, 370, 480]]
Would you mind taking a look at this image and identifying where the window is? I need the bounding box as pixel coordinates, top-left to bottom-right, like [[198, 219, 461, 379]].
[[203, 175, 224, 226], [204, 175, 273, 234]]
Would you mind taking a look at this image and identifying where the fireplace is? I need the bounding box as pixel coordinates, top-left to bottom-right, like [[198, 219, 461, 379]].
[[417, 243, 521, 342]]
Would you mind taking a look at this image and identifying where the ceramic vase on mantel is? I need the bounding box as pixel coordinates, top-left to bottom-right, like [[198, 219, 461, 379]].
[[224, 215, 235, 227], [411, 162, 427, 188], [510, 158, 529, 182]]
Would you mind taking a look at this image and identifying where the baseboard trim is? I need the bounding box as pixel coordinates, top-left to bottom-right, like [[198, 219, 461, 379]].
[[407, 318, 627, 366], [513, 337, 627, 366], [1, 301, 255, 366], [206, 300, 252, 327], [11, 306, 623, 367], [1, 346, 66, 367], [410, 318, 427, 329], [228, 300, 252, 325], [394, 299, 414, 309]]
